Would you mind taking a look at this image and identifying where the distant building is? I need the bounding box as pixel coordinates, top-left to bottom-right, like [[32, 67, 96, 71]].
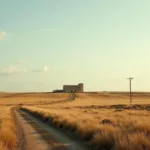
[[52, 83, 84, 93], [63, 83, 83, 93]]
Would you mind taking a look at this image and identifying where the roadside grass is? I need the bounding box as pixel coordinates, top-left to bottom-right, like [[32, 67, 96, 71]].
[[22, 105, 150, 150], [0, 107, 16, 150]]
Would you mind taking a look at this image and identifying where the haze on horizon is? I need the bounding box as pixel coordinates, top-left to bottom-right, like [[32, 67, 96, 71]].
[[0, 0, 150, 92]]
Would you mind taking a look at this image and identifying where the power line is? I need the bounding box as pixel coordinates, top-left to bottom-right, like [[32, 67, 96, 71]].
[[127, 77, 134, 104]]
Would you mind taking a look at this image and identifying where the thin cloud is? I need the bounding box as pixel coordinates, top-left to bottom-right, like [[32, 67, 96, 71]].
[[43, 66, 48, 72], [0, 65, 27, 75], [0, 31, 7, 40], [32, 66, 49, 73]]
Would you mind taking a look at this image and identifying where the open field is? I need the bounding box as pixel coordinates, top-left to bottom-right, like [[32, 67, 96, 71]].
[[0, 92, 150, 150], [0, 92, 150, 106], [23, 104, 150, 150], [0, 92, 70, 105]]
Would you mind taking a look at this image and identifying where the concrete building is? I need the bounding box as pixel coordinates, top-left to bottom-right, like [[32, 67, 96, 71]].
[[52, 83, 84, 93], [63, 83, 84, 93]]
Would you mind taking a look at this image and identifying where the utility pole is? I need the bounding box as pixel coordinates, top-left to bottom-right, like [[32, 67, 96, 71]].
[[127, 77, 134, 104]]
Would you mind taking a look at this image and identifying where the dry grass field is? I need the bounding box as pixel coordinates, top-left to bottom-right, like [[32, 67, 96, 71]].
[[0, 107, 16, 150], [21, 92, 150, 150], [0, 92, 69, 105], [0, 92, 150, 106], [23, 106, 150, 149], [0, 92, 150, 150]]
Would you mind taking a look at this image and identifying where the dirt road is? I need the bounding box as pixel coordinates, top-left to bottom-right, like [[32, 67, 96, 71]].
[[13, 109, 88, 150]]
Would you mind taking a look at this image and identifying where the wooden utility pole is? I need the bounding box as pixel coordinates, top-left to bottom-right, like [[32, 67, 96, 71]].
[[127, 77, 134, 104]]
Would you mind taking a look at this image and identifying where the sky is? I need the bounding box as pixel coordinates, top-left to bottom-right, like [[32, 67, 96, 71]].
[[0, 0, 150, 92]]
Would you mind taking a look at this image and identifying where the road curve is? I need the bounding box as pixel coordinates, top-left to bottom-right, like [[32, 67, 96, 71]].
[[13, 109, 87, 150]]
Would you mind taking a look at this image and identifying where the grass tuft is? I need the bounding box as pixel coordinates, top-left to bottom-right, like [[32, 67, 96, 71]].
[[0, 107, 16, 150]]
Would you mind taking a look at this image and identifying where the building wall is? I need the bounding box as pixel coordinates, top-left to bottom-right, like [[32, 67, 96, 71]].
[[78, 83, 84, 92], [63, 83, 84, 93]]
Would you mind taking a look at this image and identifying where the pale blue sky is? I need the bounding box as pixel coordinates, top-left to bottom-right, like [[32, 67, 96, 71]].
[[0, 0, 150, 92]]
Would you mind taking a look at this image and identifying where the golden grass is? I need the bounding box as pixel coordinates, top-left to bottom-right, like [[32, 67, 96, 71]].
[[0, 92, 150, 106], [0, 93, 70, 105], [0, 107, 16, 150], [0, 92, 150, 149], [22, 104, 150, 150]]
